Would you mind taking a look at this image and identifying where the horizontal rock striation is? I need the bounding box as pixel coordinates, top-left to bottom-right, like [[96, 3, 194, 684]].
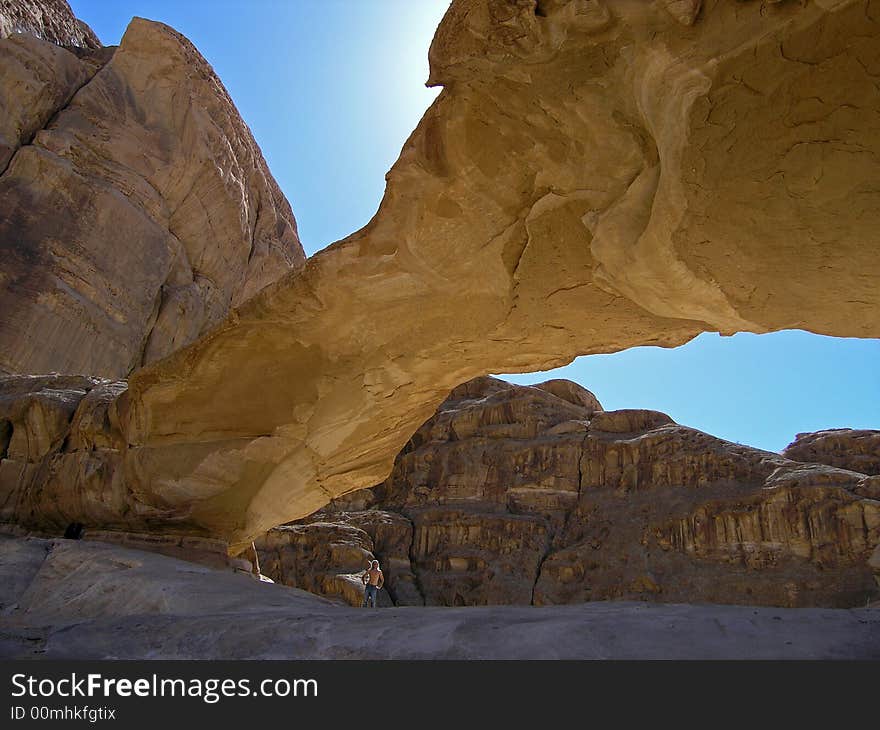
[[0, 17, 305, 379], [271, 377, 879, 608]]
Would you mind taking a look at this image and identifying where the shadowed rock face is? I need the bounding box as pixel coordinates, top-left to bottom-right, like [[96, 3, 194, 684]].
[[1, 1, 879, 546], [263, 377, 879, 609], [0, 16, 305, 379]]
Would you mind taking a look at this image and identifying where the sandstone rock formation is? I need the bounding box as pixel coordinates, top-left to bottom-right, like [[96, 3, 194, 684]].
[[783, 429, 880, 477], [5, 366, 875, 609], [0, 0, 100, 50], [264, 377, 879, 609], [0, 15, 305, 378], [0, 373, 208, 540], [1, 1, 879, 550], [255, 510, 420, 607], [117, 0, 880, 546]]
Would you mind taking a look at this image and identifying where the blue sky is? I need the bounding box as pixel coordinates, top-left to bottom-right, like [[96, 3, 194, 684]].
[[69, 0, 879, 453]]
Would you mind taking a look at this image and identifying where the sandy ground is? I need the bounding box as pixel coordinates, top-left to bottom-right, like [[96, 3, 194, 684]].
[[1, 535, 878, 659]]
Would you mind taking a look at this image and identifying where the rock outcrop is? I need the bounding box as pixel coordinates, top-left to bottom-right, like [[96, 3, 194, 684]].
[[5, 368, 876, 609], [1, 1, 879, 548], [0, 16, 305, 378], [783, 430, 880, 477], [263, 377, 879, 609], [255, 510, 421, 607], [0, 374, 190, 539], [0, 0, 100, 50]]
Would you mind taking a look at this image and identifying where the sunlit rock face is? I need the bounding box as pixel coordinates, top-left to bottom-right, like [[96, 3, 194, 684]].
[[1, 1, 879, 547], [116, 0, 880, 545], [0, 0, 100, 50], [0, 16, 305, 379], [783, 430, 880, 477], [270, 377, 879, 609]]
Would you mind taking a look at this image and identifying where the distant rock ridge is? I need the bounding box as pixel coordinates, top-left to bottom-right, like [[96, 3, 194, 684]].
[[783, 429, 880, 477], [256, 376, 880, 610]]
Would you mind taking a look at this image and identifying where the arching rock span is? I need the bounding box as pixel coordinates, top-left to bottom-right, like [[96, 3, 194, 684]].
[[2, 0, 880, 549]]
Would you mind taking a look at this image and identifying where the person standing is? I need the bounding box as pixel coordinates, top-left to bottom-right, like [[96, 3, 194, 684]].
[[361, 559, 384, 607]]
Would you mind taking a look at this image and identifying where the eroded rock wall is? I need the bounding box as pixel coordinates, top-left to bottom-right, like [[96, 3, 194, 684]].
[[783, 430, 880, 476], [0, 375, 185, 537], [270, 377, 879, 608], [253, 516, 419, 608], [0, 0, 101, 50]]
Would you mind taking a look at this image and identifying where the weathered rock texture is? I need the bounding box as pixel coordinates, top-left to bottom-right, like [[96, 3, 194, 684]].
[[1, 1, 879, 547], [116, 0, 880, 546], [0, 374, 192, 538], [783, 430, 880, 477], [0, 0, 100, 50], [0, 16, 305, 378], [255, 511, 420, 607], [265, 377, 880, 609]]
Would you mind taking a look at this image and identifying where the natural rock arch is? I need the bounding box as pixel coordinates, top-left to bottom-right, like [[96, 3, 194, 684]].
[[3, 0, 880, 549]]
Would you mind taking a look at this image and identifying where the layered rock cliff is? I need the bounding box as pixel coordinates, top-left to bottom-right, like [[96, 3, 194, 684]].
[[258, 377, 880, 609], [0, 1, 878, 548], [783, 430, 880, 477], [0, 13, 305, 378]]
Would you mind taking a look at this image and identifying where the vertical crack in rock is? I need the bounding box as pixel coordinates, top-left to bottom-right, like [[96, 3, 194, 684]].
[[135, 284, 166, 370], [531, 430, 590, 605], [0, 47, 113, 178], [529, 528, 552, 606], [404, 509, 428, 606]]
